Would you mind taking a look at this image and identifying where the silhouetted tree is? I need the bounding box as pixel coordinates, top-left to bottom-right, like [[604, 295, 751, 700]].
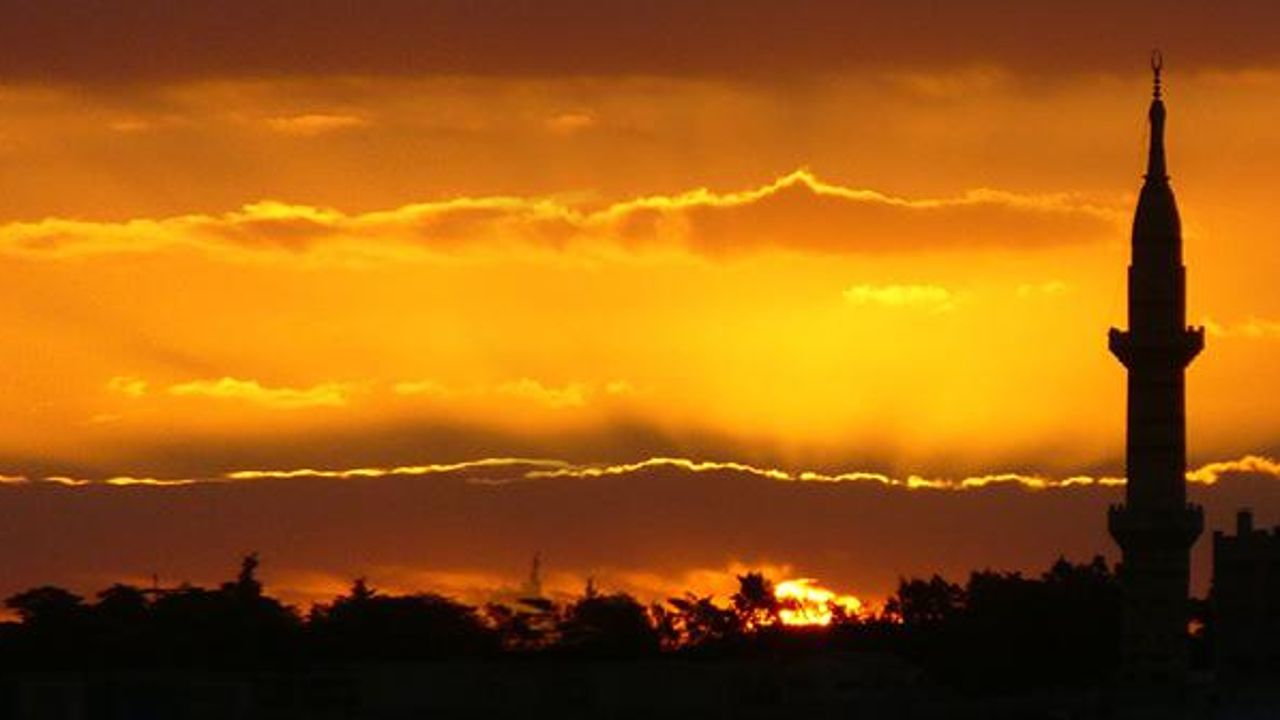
[[149, 555, 300, 667], [955, 569, 1044, 684], [885, 575, 963, 627], [556, 591, 659, 657], [6, 585, 84, 626], [3, 586, 87, 668], [485, 596, 560, 652], [732, 572, 781, 630], [665, 593, 742, 650], [0, 553, 1130, 689], [94, 583, 149, 622], [309, 579, 497, 660], [1036, 555, 1121, 680], [224, 552, 263, 599], [649, 602, 680, 651], [87, 583, 153, 665], [881, 558, 1121, 689]]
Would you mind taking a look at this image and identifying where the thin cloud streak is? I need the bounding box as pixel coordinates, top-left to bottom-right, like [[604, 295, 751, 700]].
[[524, 457, 793, 482], [16, 454, 1278, 491], [103, 477, 199, 487], [225, 458, 569, 481]]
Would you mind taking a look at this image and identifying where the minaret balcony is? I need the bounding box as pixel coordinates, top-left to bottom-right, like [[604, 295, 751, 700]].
[[1108, 326, 1204, 368], [1108, 502, 1204, 550]]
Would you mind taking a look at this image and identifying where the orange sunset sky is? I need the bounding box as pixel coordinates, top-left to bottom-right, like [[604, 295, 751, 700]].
[[2, 0, 1280, 609]]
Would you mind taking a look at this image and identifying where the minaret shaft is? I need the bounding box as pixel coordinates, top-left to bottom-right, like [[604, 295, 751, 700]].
[[1106, 63, 1204, 687]]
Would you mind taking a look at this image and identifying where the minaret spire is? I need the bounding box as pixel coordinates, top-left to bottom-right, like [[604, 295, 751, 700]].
[[1151, 49, 1163, 100], [1146, 50, 1168, 182]]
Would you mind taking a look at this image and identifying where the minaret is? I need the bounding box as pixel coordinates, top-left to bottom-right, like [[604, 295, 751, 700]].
[[1107, 53, 1205, 686]]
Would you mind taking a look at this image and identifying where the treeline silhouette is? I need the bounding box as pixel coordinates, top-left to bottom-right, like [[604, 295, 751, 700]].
[[0, 555, 1130, 690]]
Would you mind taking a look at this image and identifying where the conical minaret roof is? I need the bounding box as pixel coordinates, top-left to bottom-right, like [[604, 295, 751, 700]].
[[1132, 51, 1181, 268]]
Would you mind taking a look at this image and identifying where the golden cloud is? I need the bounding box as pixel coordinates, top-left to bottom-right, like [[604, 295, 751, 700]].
[[1203, 316, 1280, 339], [523, 457, 1128, 491], [103, 476, 199, 487], [263, 113, 369, 136], [106, 376, 149, 398], [393, 377, 598, 409], [1017, 280, 1069, 298], [493, 379, 588, 409], [523, 457, 792, 483], [1185, 455, 1280, 485], [103, 374, 626, 425], [41, 476, 92, 487], [843, 284, 956, 312], [0, 171, 1119, 262], [167, 377, 352, 409], [223, 458, 567, 482]]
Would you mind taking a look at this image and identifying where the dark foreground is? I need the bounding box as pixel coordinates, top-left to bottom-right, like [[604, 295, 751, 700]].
[[1, 555, 1275, 718], [5, 659, 1279, 720]]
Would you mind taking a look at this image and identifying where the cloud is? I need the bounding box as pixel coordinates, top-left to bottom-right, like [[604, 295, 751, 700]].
[[1186, 455, 1280, 485], [494, 379, 588, 409], [0, 170, 1119, 262], [30, 453, 1275, 492], [631, 172, 1118, 256], [524, 457, 792, 483], [263, 113, 369, 136], [106, 375, 148, 398], [2, 1, 1279, 84], [604, 380, 637, 396], [167, 377, 351, 409], [843, 284, 956, 312], [103, 476, 198, 487], [224, 457, 566, 481], [521, 457, 1129, 491], [107, 374, 606, 413], [393, 378, 610, 409], [391, 380, 451, 397], [1203, 316, 1280, 339], [214, 453, 1277, 492], [108, 118, 153, 134], [1017, 280, 1069, 298], [42, 476, 91, 487], [544, 111, 596, 135]]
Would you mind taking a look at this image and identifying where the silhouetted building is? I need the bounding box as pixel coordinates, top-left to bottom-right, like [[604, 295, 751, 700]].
[[1212, 509, 1280, 675], [1107, 56, 1205, 687]]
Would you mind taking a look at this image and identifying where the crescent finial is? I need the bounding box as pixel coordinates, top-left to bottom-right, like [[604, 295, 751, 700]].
[[1151, 50, 1163, 99]]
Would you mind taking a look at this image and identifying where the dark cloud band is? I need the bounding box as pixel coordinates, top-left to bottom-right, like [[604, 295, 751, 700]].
[[4, 0, 1280, 84]]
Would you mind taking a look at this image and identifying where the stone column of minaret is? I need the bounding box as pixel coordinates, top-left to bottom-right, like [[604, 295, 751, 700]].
[[1107, 53, 1205, 686]]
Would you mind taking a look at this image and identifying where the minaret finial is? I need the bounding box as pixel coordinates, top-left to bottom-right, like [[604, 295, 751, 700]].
[[1145, 51, 1168, 181], [1151, 49, 1163, 99]]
